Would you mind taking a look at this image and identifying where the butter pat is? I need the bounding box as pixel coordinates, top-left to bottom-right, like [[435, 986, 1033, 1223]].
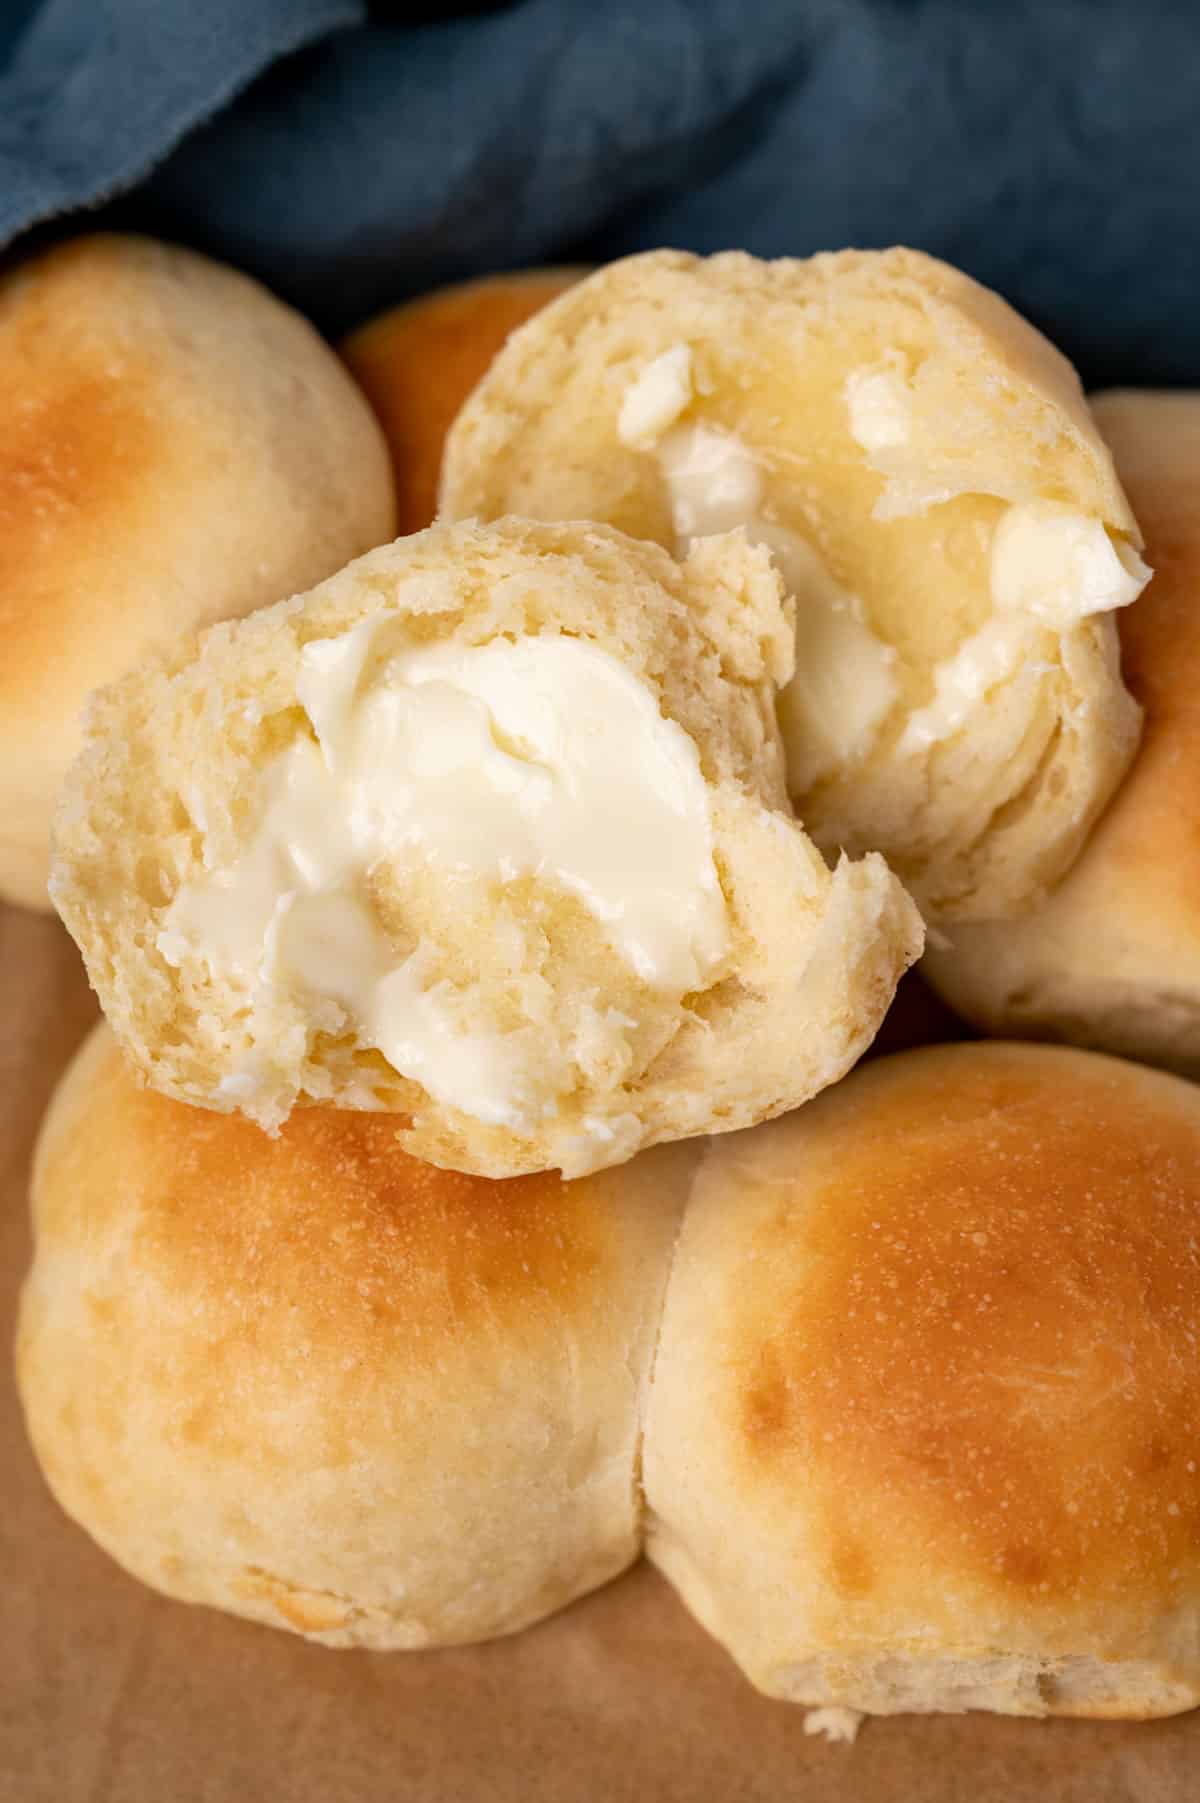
[[899, 502, 1150, 755], [618, 344, 694, 447], [991, 500, 1150, 626], [659, 423, 764, 537], [845, 367, 912, 454], [899, 616, 1036, 754], [768, 528, 899, 791], [159, 628, 728, 1139]]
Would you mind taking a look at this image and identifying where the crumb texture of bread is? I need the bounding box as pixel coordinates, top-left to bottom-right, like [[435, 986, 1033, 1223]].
[[439, 247, 1145, 922], [17, 1025, 695, 1648], [341, 268, 584, 535], [642, 1042, 1200, 1720], [925, 393, 1200, 1074], [0, 233, 396, 912], [50, 515, 922, 1177]]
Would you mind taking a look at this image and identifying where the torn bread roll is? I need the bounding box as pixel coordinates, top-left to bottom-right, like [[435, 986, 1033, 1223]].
[[341, 268, 584, 534], [0, 233, 396, 912], [439, 248, 1147, 922], [50, 516, 922, 1178], [925, 392, 1200, 1074], [17, 1024, 692, 1648], [644, 1041, 1200, 1722]]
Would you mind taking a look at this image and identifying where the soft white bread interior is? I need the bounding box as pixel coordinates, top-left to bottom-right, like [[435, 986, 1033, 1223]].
[[16, 1023, 694, 1649], [50, 515, 921, 1179], [643, 1041, 1200, 1721], [925, 392, 1200, 1074], [0, 233, 396, 913], [439, 248, 1146, 922]]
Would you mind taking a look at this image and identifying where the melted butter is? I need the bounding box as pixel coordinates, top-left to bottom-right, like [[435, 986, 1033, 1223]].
[[617, 348, 1152, 790], [844, 366, 912, 454], [990, 499, 1150, 626], [900, 502, 1151, 753], [898, 617, 1038, 754], [617, 343, 694, 447], [159, 629, 728, 1136], [654, 421, 899, 789]]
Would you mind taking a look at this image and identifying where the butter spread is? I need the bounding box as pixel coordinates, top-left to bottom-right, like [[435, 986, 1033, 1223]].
[[990, 499, 1150, 626], [159, 628, 728, 1135], [844, 367, 912, 455], [898, 617, 1037, 754], [900, 502, 1150, 753], [651, 419, 898, 789], [617, 344, 694, 447]]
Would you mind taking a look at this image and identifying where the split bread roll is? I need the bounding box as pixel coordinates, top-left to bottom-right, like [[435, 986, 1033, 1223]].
[[22, 1031, 1200, 1723], [440, 248, 1148, 922], [0, 233, 396, 913], [644, 1041, 1200, 1721], [925, 392, 1200, 1074], [341, 269, 584, 534], [17, 1024, 693, 1648], [50, 516, 922, 1178]]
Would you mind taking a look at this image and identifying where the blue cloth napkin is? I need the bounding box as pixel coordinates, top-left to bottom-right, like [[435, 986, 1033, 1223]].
[[2, 0, 1199, 385]]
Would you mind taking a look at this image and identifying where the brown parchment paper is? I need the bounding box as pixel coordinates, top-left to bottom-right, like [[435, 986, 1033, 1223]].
[[3, 899, 1198, 1803]]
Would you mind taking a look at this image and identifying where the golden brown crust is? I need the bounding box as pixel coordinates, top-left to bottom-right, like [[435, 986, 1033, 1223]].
[[644, 1042, 1200, 1716], [341, 269, 584, 534], [739, 1049, 1200, 1614], [0, 234, 396, 911], [34, 1029, 608, 1369], [1072, 393, 1200, 939], [19, 1024, 694, 1647], [925, 394, 1200, 1068]]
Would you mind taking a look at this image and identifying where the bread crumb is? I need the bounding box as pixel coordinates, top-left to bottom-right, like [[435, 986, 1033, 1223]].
[[803, 1706, 863, 1744]]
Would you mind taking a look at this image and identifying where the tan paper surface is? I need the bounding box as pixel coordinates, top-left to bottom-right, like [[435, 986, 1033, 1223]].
[[3, 899, 1198, 1802]]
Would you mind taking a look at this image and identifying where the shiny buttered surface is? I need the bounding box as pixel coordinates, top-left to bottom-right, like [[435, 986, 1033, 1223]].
[[49, 516, 921, 1176], [440, 248, 1147, 922], [925, 391, 1200, 1075], [20, 1033, 1200, 1721], [0, 234, 396, 912]]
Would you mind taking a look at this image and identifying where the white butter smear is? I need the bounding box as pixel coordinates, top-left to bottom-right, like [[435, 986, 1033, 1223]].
[[619, 347, 1152, 790], [618, 343, 694, 446], [618, 348, 899, 791], [845, 366, 912, 455], [900, 500, 1151, 753], [159, 628, 728, 1144]]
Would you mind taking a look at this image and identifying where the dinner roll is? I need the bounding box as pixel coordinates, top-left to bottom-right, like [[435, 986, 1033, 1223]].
[[925, 392, 1200, 1073], [440, 248, 1146, 922], [643, 1042, 1200, 1721], [17, 1023, 693, 1648], [51, 516, 921, 1177], [342, 269, 583, 534], [0, 233, 396, 912]]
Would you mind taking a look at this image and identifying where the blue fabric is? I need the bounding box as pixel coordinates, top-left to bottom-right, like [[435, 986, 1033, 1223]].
[[2, 0, 1198, 386]]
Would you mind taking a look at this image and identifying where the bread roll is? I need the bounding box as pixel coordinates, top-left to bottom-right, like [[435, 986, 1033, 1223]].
[[51, 516, 922, 1177], [17, 1023, 693, 1648], [0, 233, 397, 913], [439, 248, 1146, 922], [924, 392, 1200, 1073], [342, 269, 583, 534], [644, 1042, 1200, 1721]]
